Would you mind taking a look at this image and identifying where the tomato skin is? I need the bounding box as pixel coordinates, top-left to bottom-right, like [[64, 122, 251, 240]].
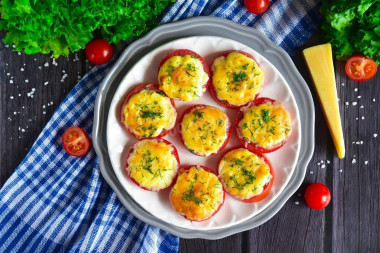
[[120, 83, 176, 139], [210, 50, 263, 109], [62, 127, 91, 156], [345, 56, 377, 81], [85, 39, 113, 65], [158, 49, 211, 97], [217, 147, 274, 202], [236, 97, 287, 153], [125, 138, 180, 192], [177, 104, 231, 156], [244, 0, 269, 15], [173, 165, 225, 221], [304, 183, 331, 210]]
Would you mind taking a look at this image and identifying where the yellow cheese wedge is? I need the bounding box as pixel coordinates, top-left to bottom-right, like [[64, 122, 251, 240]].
[[303, 43, 345, 158]]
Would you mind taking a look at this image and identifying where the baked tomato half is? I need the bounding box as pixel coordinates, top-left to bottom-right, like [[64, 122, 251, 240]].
[[125, 138, 180, 192], [217, 147, 274, 202], [158, 49, 210, 102], [236, 97, 292, 153], [62, 127, 91, 156], [178, 104, 231, 156], [169, 165, 225, 221], [120, 83, 177, 139], [210, 50, 265, 108], [345, 55, 377, 81]]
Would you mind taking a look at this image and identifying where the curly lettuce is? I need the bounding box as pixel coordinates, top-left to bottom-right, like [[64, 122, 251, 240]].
[[0, 0, 175, 57], [321, 0, 380, 64]]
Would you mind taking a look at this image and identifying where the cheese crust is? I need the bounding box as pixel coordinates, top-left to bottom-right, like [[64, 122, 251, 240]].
[[212, 52, 264, 106], [170, 166, 224, 221], [218, 148, 272, 200], [181, 105, 230, 156], [127, 139, 178, 191], [158, 54, 209, 101], [238, 101, 292, 148], [122, 89, 176, 138]]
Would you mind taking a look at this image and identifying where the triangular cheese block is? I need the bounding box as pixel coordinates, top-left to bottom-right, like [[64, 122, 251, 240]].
[[303, 43, 345, 159]]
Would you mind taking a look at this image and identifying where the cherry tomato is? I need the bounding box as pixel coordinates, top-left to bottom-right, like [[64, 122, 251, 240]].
[[62, 127, 91, 156], [120, 83, 177, 139], [178, 104, 231, 156], [125, 138, 180, 192], [170, 165, 225, 221], [304, 183, 331, 210], [345, 56, 377, 81], [85, 39, 113, 65], [217, 147, 274, 202], [244, 0, 269, 15], [236, 97, 290, 153], [210, 50, 264, 109]]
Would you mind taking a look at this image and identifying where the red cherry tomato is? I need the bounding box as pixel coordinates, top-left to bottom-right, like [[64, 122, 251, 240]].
[[244, 0, 269, 15], [304, 183, 331, 210], [120, 83, 176, 139], [345, 56, 377, 81], [85, 39, 113, 65], [172, 165, 225, 221], [217, 147, 274, 202], [210, 50, 264, 109], [125, 138, 180, 192], [178, 104, 231, 156], [236, 97, 289, 153], [62, 127, 91, 156]]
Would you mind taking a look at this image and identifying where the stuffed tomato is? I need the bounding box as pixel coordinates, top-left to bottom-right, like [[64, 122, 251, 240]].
[[158, 49, 210, 102], [178, 104, 231, 156], [125, 138, 180, 192], [236, 97, 292, 153], [210, 50, 265, 108], [120, 83, 177, 139], [169, 165, 225, 221], [218, 148, 273, 202]]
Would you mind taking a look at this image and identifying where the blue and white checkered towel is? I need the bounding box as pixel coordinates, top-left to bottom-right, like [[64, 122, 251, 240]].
[[0, 0, 321, 252]]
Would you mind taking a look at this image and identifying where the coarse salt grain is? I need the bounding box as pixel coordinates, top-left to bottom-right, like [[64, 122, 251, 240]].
[[354, 88, 358, 92], [365, 161, 368, 165], [310, 171, 314, 174], [327, 160, 330, 164], [10, 80, 13, 84], [339, 169, 343, 173], [44, 62, 49, 67], [373, 98, 376, 102], [352, 159, 356, 164], [352, 102, 357, 106], [362, 116, 365, 120], [44, 81, 48, 85], [10, 96, 14, 99], [358, 96, 361, 99], [321, 164, 326, 169], [295, 201, 299, 205], [43, 111, 46, 114], [25, 79, 29, 83], [17, 52, 21, 55], [360, 105, 364, 109], [374, 134, 378, 138], [21, 68, 24, 71], [341, 83, 345, 86], [345, 102, 349, 105]]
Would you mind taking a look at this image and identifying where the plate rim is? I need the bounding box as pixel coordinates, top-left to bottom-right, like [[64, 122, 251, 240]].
[[93, 16, 315, 239]]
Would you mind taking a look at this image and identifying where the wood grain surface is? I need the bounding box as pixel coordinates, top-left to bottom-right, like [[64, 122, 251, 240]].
[[1, 28, 379, 252]]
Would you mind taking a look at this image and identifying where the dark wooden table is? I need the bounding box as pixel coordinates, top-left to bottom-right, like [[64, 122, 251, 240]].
[[1, 28, 379, 252]]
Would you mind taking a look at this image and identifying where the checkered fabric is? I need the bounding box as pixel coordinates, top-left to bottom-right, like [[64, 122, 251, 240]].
[[0, 0, 322, 252]]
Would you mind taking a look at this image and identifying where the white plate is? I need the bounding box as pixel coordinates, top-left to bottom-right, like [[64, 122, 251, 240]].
[[106, 36, 301, 230]]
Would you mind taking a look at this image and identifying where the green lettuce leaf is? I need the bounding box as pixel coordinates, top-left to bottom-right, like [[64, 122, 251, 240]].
[[0, 0, 175, 57], [321, 0, 380, 64]]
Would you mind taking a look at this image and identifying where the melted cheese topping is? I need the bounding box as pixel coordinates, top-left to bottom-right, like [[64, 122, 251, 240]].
[[212, 52, 264, 106], [158, 55, 209, 101], [238, 102, 292, 148], [218, 149, 272, 200], [181, 106, 229, 156], [123, 89, 176, 138], [170, 167, 224, 221], [127, 139, 178, 191]]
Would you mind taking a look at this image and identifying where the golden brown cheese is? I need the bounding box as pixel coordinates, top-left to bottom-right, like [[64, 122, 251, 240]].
[[218, 149, 272, 200], [123, 90, 176, 138], [158, 55, 209, 101], [181, 106, 229, 156], [127, 139, 178, 191], [212, 52, 264, 106], [238, 102, 292, 148], [170, 166, 224, 221]]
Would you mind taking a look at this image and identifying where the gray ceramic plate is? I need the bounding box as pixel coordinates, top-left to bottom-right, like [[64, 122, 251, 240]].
[[93, 16, 315, 239]]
